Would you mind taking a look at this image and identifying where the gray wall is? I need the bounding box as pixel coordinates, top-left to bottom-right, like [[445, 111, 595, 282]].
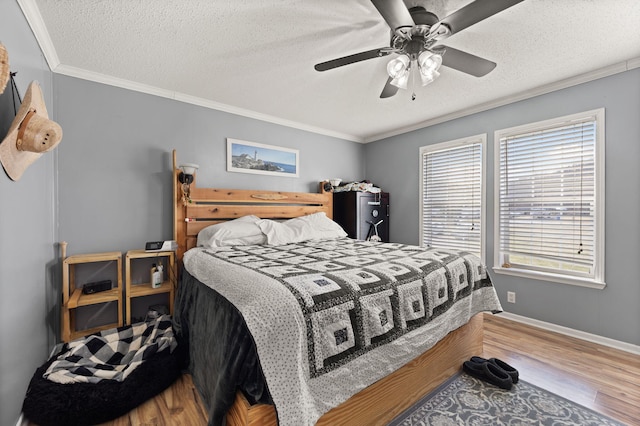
[[364, 69, 640, 346], [54, 75, 364, 256], [0, 2, 57, 425], [2, 1, 638, 423], [2, 6, 363, 423]]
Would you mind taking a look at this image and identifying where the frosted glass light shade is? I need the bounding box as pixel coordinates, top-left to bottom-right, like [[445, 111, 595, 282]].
[[179, 163, 199, 175], [387, 55, 409, 79], [418, 51, 443, 86], [418, 51, 442, 74], [390, 70, 410, 89]]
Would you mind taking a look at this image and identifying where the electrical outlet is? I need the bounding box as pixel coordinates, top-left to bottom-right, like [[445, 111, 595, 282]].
[[507, 291, 516, 304]]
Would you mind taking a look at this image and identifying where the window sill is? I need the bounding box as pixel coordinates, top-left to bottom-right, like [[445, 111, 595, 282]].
[[492, 266, 606, 290]]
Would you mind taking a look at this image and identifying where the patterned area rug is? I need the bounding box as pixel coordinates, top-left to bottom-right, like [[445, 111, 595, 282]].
[[389, 373, 624, 426]]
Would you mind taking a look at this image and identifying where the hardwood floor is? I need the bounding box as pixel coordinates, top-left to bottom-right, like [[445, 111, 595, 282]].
[[32, 314, 639, 425], [482, 313, 640, 425], [96, 374, 208, 426]]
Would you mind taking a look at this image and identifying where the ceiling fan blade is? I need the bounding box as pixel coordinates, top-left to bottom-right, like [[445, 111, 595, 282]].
[[371, 0, 414, 37], [314, 48, 391, 71], [437, 0, 525, 36], [380, 77, 399, 98], [441, 46, 496, 77]]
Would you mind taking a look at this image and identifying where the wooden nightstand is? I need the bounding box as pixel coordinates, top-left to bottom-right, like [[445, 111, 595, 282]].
[[124, 250, 175, 325], [61, 246, 123, 342]]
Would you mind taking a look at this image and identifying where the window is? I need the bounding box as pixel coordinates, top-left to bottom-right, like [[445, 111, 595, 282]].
[[420, 134, 486, 261], [494, 109, 605, 288]]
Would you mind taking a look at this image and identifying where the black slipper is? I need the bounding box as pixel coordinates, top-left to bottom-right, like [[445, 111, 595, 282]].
[[463, 360, 513, 390], [469, 356, 519, 384], [490, 358, 519, 384]]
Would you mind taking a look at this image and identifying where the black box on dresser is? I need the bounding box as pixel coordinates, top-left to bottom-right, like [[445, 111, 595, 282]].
[[333, 191, 390, 242]]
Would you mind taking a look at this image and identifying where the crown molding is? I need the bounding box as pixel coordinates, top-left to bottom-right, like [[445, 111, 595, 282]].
[[53, 64, 364, 143], [364, 58, 640, 143], [17, 0, 59, 70], [16, 0, 639, 144], [17, 0, 363, 143], [44, 56, 640, 145]]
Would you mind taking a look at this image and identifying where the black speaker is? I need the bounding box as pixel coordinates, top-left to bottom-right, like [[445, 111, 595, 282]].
[[82, 279, 112, 294]]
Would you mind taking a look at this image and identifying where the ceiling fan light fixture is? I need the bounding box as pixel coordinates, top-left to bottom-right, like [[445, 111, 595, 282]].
[[387, 55, 410, 79], [315, 0, 524, 99], [419, 69, 440, 86], [418, 50, 443, 86], [418, 51, 443, 74], [390, 70, 410, 89]]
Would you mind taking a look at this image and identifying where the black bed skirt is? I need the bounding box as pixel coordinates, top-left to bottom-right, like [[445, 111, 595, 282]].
[[173, 270, 272, 426]]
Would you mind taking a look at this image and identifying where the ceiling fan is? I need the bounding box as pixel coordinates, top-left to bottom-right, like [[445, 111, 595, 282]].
[[314, 0, 525, 99]]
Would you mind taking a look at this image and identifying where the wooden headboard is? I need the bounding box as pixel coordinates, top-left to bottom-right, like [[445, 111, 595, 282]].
[[172, 150, 333, 263]]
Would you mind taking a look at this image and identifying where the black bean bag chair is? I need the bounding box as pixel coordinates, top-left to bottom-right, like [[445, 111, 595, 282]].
[[22, 344, 183, 426]]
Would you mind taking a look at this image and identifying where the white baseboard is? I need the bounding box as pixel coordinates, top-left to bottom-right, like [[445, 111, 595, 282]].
[[495, 312, 640, 356]]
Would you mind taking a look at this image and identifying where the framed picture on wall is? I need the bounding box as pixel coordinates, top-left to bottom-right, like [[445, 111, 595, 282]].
[[227, 138, 299, 177]]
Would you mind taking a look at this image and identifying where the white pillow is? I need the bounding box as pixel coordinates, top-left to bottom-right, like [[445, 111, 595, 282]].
[[258, 212, 347, 246], [197, 215, 266, 248]]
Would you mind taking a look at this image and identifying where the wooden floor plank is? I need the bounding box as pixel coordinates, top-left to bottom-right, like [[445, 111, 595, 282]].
[[28, 313, 639, 425], [161, 374, 209, 425], [127, 397, 166, 426], [482, 313, 640, 425]]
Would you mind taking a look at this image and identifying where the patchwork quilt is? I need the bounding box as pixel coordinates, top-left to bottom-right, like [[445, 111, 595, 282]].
[[184, 238, 502, 426]]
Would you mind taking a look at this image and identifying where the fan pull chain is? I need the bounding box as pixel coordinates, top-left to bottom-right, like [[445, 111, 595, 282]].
[[411, 62, 417, 100]]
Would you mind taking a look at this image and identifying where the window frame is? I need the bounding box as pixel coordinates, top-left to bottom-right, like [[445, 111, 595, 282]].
[[419, 134, 487, 264], [493, 108, 606, 289]]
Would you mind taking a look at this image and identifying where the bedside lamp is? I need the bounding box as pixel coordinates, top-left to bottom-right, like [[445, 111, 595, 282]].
[[178, 163, 199, 204], [178, 163, 199, 184]]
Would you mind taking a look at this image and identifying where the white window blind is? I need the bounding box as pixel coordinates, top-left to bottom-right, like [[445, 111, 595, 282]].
[[496, 109, 604, 284], [420, 137, 484, 259]]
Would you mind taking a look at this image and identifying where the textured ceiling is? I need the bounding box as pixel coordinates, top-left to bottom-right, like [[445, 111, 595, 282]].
[[20, 0, 640, 142]]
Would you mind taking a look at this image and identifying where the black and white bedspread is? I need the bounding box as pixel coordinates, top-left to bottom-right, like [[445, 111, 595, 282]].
[[183, 238, 502, 426]]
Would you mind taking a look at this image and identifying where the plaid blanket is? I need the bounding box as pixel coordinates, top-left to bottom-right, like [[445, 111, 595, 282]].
[[44, 315, 177, 384]]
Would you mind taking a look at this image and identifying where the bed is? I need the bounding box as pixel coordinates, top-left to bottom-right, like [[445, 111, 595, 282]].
[[170, 151, 502, 426]]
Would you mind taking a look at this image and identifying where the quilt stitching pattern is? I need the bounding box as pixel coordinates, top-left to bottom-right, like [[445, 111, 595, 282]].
[[205, 238, 492, 377]]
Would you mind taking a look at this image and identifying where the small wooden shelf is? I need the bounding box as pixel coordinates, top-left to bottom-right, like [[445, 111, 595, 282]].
[[61, 248, 123, 342], [68, 322, 121, 342], [67, 288, 121, 309], [125, 250, 175, 325], [128, 281, 173, 298]]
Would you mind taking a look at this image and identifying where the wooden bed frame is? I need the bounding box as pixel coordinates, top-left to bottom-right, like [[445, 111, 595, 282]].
[[171, 150, 483, 426]]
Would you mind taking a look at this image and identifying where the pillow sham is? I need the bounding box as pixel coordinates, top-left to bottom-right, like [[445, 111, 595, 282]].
[[197, 215, 266, 248], [258, 212, 347, 246]]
